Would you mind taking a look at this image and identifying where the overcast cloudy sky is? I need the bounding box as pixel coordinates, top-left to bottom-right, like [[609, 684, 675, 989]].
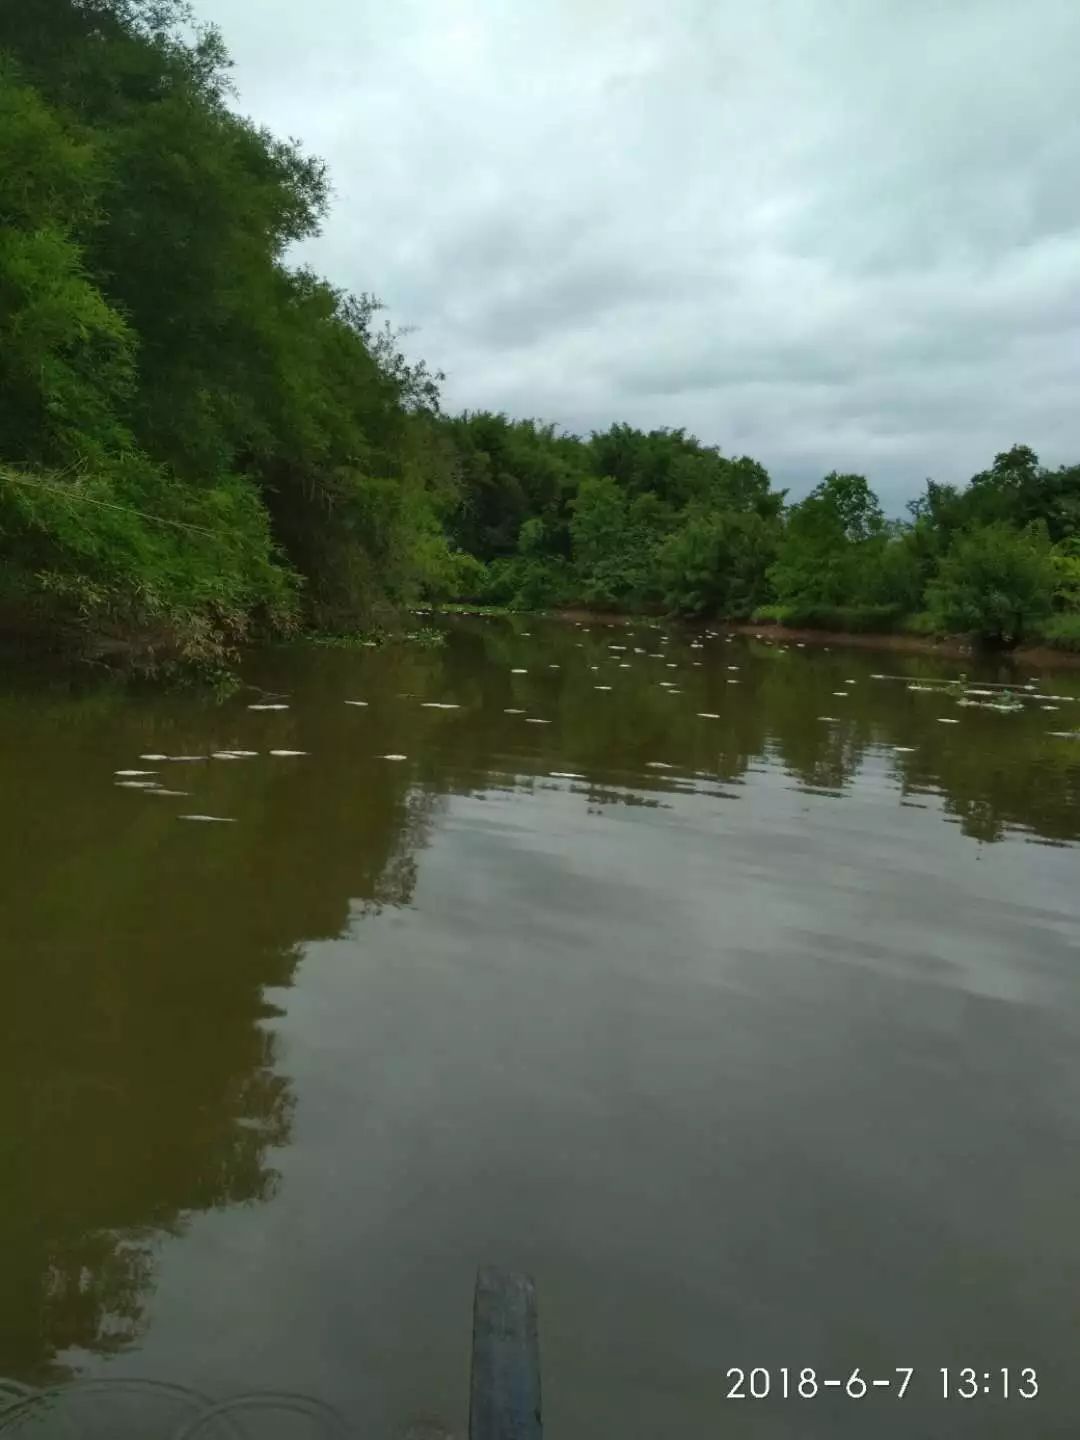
[[190, 0, 1080, 508]]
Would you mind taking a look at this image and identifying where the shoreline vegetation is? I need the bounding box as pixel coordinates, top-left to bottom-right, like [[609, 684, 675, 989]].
[[434, 607, 1080, 671], [2, 2, 1079, 681]]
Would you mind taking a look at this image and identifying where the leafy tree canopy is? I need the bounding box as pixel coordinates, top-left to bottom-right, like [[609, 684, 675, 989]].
[[0, 0, 1077, 663]]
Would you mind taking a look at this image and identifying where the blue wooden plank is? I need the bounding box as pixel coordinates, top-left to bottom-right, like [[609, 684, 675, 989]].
[[469, 1267, 542, 1440]]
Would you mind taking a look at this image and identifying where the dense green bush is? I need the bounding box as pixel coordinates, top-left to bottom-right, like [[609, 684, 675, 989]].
[[658, 509, 777, 618], [568, 477, 668, 609], [0, 2, 454, 670], [927, 522, 1055, 646], [1037, 614, 1080, 651], [749, 604, 786, 625], [438, 549, 490, 605], [1051, 539, 1080, 611], [899, 611, 941, 637], [0, 461, 298, 666], [767, 472, 886, 609]]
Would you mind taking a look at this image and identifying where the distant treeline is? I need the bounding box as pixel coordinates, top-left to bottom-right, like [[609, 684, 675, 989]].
[[445, 420, 1080, 653], [2, 1, 1078, 671]]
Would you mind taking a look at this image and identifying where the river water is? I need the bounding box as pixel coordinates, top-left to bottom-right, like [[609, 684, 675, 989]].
[[3, 616, 1080, 1438]]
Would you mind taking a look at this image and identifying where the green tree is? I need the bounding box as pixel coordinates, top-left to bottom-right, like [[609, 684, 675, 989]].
[[658, 509, 778, 617], [0, 0, 460, 661], [958, 446, 1080, 543], [927, 522, 1055, 645], [570, 477, 670, 608], [815, 470, 885, 543], [4, 1, 1077, 664], [0, 64, 135, 464], [768, 472, 886, 609]]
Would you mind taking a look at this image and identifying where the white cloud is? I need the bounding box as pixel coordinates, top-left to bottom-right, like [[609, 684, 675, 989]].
[[192, 0, 1080, 509]]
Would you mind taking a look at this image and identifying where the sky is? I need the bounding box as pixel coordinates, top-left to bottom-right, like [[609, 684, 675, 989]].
[[189, 0, 1080, 509]]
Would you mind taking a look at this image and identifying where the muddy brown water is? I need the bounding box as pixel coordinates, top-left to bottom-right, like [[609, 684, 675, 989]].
[[2, 616, 1080, 1438]]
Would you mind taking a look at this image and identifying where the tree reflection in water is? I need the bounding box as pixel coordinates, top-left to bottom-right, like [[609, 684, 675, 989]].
[[0, 619, 1077, 1402]]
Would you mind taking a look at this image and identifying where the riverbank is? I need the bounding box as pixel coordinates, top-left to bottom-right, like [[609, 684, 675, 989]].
[[9, 601, 1079, 684], [436, 603, 1080, 668], [514, 606, 1080, 670], [0, 608, 445, 686], [721, 621, 1080, 670]]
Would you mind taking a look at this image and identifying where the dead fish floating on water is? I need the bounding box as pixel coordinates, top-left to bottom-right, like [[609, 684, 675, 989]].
[[894, 745, 917, 753], [140, 753, 168, 761], [344, 700, 368, 707], [421, 702, 460, 709], [179, 814, 236, 823], [594, 685, 613, 691], [818, 716, 840, 722], [550, 771, 585, 779], [380, 753, 407, 761], [645, 761, 674, 769], [116, 768, 157, 776], [146, 788, 189, 796], [524, 718, 551, 724], [937, 717, 960, 725], [511, 668, 528, 675], [697, 712, 720, 719], [269, 749, 307, 757], [504, 707, 525, 714], [116, 779, 160, 789], [248, 703, 289, 711]]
